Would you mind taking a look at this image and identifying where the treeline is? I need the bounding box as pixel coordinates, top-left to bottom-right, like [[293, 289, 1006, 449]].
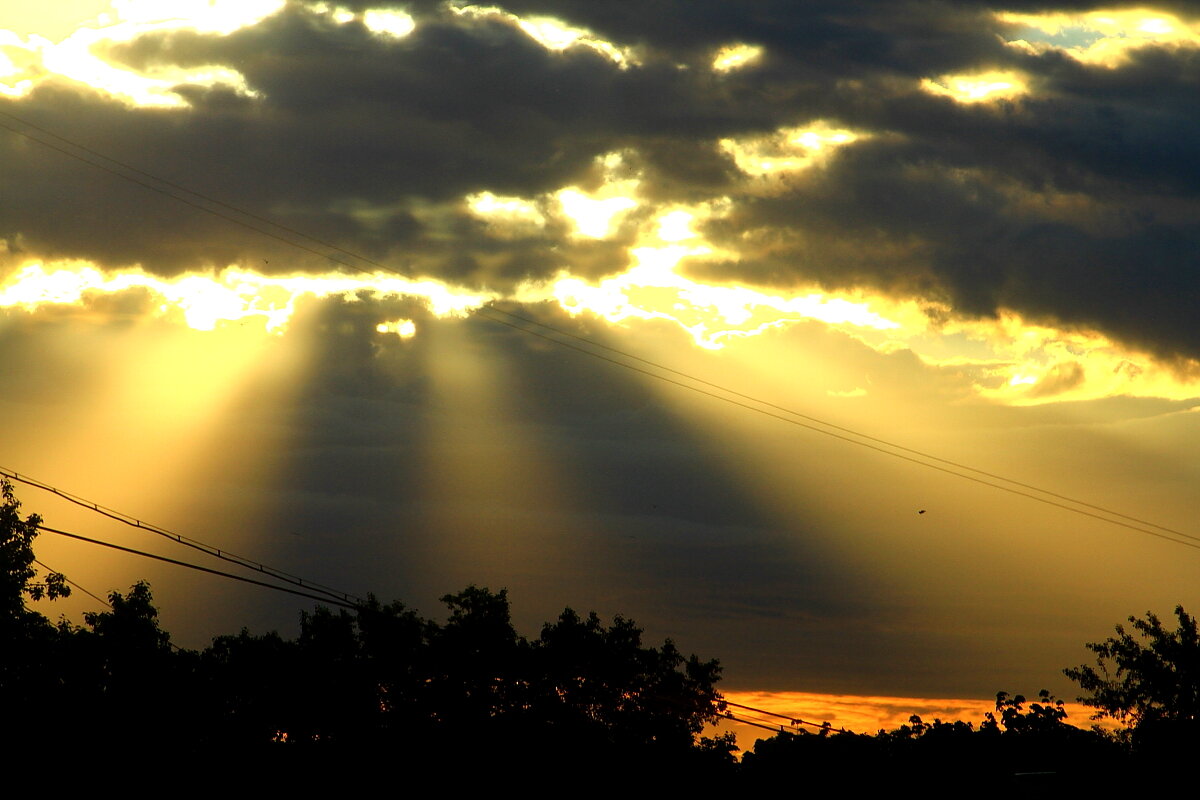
[[3, 479, 1196, 786], [742, 692, 1131, 791], [2, 480, 732, 779]]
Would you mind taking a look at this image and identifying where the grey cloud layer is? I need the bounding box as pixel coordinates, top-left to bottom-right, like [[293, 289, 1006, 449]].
[[2, 0, 1199, 359]]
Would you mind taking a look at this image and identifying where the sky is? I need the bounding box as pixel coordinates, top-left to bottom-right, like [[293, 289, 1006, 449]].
[[2, 0, 1200, 739]]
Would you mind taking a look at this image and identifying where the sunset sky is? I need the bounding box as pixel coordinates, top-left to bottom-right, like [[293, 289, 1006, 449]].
[[3, 0, 1199, 739]]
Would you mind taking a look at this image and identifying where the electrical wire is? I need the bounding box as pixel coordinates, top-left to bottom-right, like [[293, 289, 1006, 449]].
[[472, 309, 1200, 552], [32, 557, 109, 607], [724, 714, 792, 734], [0, 109, 368, 268], [481, 304, 1196, 542], [31, 555, 191, 651], [723, 710, 807, 737], [0, 116, 377, 274], [723, 699, 848, 733], [1, 467, 361, 604], [38, 524, 358, 609]]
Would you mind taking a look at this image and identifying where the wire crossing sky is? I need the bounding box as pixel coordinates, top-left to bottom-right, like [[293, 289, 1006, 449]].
[[39, 525, 360, 609], [2, 467, 361, 603]]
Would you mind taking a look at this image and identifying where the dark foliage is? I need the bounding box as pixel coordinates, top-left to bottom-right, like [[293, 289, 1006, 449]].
[[0, 479, 729, 780], [1065, 605, 1200, 762], [0, 478, 70, 740], [3, 478, 1192, 786], [742, 689, 1126, 791]]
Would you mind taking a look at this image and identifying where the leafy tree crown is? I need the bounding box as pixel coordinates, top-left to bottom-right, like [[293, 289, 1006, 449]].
[[1064, 605, 1200, 729]]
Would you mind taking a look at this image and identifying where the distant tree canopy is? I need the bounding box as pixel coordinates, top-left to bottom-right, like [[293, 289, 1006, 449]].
[[741, 689, 1122, 790], [0, 478, 729, 774], [196, 587, 727, 765]]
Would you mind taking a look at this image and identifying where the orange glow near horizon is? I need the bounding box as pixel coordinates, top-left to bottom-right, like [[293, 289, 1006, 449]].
[[716, 690, 1115, 752]]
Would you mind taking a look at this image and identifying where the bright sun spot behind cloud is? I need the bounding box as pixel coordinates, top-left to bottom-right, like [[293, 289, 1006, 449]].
[[556, 189, 638, 239], [998, 7, 1200, 66], [376, 318, 417, 337], [0, 0, 284, 106], [517, 242, 903, 351], [719, 122, 865, 191], [363, 9, 416, 38], [0, 261, 491, 332], [712, 43, 763, 72], [466, 191, 548, 237], [920, 71, 1029, 103], [0, 1, 424, 105], [449, 4, 636, 67], [307, 3, 358, 25]]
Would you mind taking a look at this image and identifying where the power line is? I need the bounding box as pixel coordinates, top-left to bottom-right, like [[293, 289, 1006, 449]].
[[32, 557, 109, 607], [481, 304, 1196, 542], [0, 116, 382, 275], [723, 699, 849, 734], [32, 555, 188, 651], [722, 708, 843, 738], [0, 108, 424, 280], [1, 467, 361, 604], [39, 524, 359, 609], [473, 309, 1200, 553], [0, 109, 372, 270], [3, 110, 1196, 555], [723, 710, 800, 736]]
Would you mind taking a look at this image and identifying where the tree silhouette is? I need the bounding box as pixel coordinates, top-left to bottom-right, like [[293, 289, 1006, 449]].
[[743, 688, 1121, 790], [0, 478, 72, 742], [0, 482, 727, 773], [1065, 605, 1200, 755], [0, 478, 67, 616], [64, 581, 193, 749], [202, 627, 301, 746], [534, 608, 722, 748], [427, 585, 529, 731]]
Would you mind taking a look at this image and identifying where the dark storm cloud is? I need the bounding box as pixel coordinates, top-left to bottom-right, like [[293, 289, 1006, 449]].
[[1, 0, 782, 281], [3, 0, 1200, 358], [692, 70, 1200, 358]]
